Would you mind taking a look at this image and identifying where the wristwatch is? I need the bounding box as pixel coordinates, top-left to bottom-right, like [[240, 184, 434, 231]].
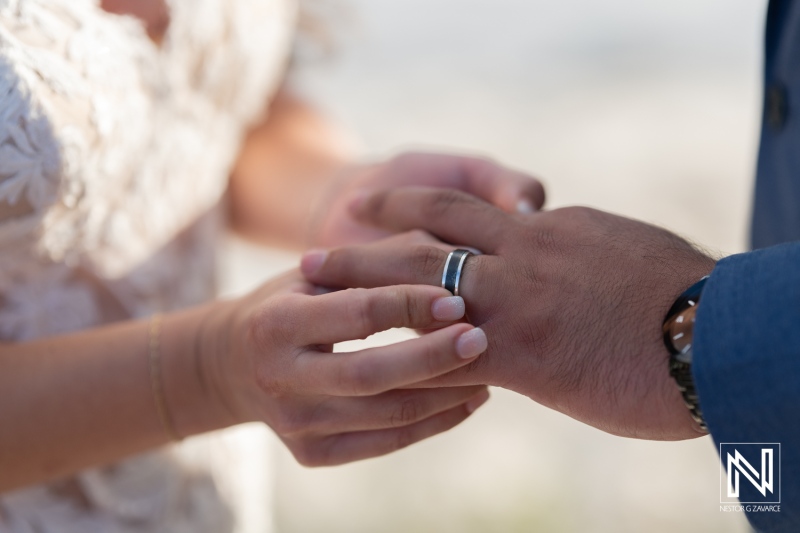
[[662, 276, 709, 431]]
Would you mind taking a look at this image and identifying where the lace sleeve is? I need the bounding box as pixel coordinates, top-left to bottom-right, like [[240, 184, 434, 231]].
[[0, 0, 296, 279], [0, 0, 161, 274], [0, 10, 64, 247]]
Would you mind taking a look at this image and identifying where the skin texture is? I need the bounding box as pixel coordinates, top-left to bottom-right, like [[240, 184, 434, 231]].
[[229, 102, 546, 249], [229, 90, 359, 249], [301, 187, 718, 441], [0, 273, 490, 491], [0, 1, 549, 491], [204, 272, 493, 467], [305, 152, 546, 248], [0, 100, 543, 489]]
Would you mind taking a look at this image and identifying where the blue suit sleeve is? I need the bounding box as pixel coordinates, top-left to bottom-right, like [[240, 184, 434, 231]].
[[694, 242, 800, 532]]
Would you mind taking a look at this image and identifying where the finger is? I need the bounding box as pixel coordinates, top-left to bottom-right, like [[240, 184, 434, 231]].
[[351, 187, 511, 253], [457, 156, 546, 213], [292, 389, 490, 466], [297, 323, 488, 396], [291, 284, 468, 345], [382, 152, 545, 213], [301, 237, 495, 302], [303, 386, 487, 434]]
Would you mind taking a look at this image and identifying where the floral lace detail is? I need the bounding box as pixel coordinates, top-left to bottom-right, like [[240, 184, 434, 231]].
[[0, 0, 296, 531]]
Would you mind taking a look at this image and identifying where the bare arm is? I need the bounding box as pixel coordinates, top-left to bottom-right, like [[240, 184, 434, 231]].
[[228, 89, 356, 249], [227, 91, 547, 250], [0, 303, 233, 492], [0, 274, 488, 492]]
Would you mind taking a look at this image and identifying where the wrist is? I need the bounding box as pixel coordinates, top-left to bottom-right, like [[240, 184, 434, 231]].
[[662, 274, 712, 437], [635, 259, 715, 440], [160, 300, 250, 438]]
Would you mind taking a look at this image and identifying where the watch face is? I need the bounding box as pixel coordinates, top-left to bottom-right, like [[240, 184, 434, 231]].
[[666, 304, 697, 362]]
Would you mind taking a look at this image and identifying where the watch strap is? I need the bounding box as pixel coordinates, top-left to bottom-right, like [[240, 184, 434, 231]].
[[663, 276, 709, 431]]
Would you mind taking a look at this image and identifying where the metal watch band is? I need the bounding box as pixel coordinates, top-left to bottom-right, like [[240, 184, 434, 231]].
[[662, 276, 709, 431], [669, 358, 707, 431]]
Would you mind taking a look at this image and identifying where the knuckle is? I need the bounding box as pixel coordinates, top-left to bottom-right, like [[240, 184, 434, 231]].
[[345, 288, 375, 338], [421, 189, 468, 219], [461, 255, 494, 299], [410, 245, 444, 279], [352, 289, 378, 337], [391, 397, 423, 427], [464, 253, 487, 275], [362, 284, 427, 330], [418, 339, 439, 377], [364, 287, 386, 321], [400, 287, 418, 327], [386, 285, 421, 328], [254, 361, 295, 401]]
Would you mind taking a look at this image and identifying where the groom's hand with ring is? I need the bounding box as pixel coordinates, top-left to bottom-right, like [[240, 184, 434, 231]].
[[301, 186, 716, 440]]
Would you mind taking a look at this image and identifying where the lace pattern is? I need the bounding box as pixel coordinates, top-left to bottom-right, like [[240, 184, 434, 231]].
[[0, 0, 296, 531]]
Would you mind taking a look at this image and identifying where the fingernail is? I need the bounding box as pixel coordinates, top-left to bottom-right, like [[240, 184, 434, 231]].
[[466, 389, 490, 413], [432, 296, 465, 321], [516, 198, 537, 214], [300, 249, 328, 276], [347, 189, 371, 214], [455, 327, 487, 359]]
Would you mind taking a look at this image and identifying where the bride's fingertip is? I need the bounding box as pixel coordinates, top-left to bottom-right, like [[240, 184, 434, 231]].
[[431, 296, 465, 322], [455, 327, 488, 359]]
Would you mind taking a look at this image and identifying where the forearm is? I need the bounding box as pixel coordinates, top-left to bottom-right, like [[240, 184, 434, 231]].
[[228, 90, 356, 249], [0, 301, 238, 493]]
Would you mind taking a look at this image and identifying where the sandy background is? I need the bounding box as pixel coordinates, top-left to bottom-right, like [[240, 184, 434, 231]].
[[218, 0, 766, 531]]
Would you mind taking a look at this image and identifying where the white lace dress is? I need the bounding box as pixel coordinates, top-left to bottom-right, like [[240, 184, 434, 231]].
[[0, 0, 296, 531]]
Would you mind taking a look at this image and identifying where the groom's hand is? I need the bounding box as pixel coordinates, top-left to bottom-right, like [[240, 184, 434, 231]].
[[301, 187, 716, 440]]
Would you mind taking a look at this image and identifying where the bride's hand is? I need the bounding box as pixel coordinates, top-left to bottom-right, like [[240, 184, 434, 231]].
[[300, 188, 716, 441], [309, 152, 545, 247], [203, 271, 489, 466]]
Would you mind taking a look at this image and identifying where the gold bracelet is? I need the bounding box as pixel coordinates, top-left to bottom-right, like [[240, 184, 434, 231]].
[[149, 314, 182, 442]]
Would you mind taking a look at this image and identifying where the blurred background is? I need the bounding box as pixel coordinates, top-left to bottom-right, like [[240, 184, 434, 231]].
[[218, 0, 765, 531]]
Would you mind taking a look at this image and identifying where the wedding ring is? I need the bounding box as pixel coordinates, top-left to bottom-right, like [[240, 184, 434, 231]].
[[441, 249, 472, 296]]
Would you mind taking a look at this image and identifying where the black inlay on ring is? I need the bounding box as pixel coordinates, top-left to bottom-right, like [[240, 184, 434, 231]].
[[443, 250, 470, 294]]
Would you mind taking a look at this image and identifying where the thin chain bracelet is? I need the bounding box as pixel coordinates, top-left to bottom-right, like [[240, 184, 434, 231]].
[[149, 314, 182, 442]]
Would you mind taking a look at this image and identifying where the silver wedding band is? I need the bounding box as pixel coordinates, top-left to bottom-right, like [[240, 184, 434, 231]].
[[441, 249, 472, 296]]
